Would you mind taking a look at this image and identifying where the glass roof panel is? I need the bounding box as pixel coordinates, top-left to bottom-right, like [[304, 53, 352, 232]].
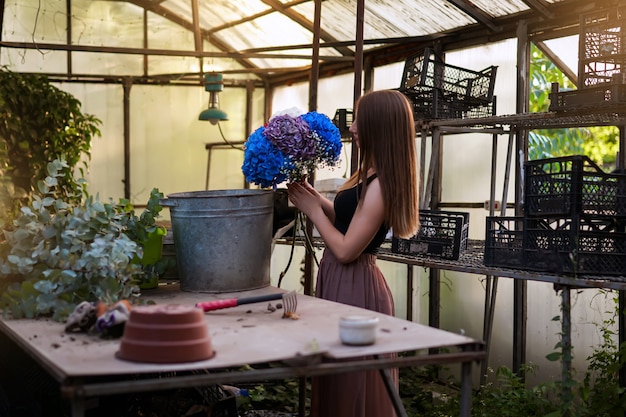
[[3, 0, 66, 43], [215, 13, 314, 52], [163, 0, 270, 29], [291, 0, 476, 49], [1, 0, 592, 76], [147, 10, 195, 51], [364, 0, 477, 36], [470, 0, 529, 17], [72, 51, 143, 75], [1, 49, 67, 73], [71, 1, 144, 48]]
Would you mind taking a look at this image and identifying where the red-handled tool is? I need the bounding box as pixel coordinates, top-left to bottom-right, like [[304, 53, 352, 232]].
[[196, 291, 296, 312]]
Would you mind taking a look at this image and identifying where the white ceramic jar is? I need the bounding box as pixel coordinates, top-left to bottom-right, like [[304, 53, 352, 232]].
[[339, 315, 379, 346]]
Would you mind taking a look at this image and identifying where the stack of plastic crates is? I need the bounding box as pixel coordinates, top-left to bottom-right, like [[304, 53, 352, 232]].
[[485, 156, 626, 275], [392, 210, 470, 260], [550, 6, 626, 112], [398, 48, 497, 120], [579, 6, 626, 89]]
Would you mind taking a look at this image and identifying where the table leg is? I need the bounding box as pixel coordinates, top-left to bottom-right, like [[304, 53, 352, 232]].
[[460, 359, 473, 417], [298, 377, 307, 417], [480, 275, 498, 385], [379, 368, 408, 417], [376, 355, 409, 417], [406, 265, 414, 321], [617, 290, 626, 387], [205, 147, 212, 190], [70, 398, 86, 417], [561, 286, 572, 404]]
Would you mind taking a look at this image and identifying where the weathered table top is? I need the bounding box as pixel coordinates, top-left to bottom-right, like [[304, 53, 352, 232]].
[[0, 283, 483, 384]]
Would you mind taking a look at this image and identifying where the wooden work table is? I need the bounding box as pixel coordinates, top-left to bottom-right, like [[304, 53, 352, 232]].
[[0, 283, 485, 417]]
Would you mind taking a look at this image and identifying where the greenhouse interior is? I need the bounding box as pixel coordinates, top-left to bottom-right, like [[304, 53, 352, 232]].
[[1, 0, 626, 416]]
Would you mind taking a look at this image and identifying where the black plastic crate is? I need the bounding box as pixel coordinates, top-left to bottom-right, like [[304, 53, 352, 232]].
[[524, 215, 626, 275], [398, 48, 497, 120], [392, 210, 469, 260], [332, 108, 353, 138], [524, 155, 626, 217], [403, 90, 496, 120], [579, 6, 626, 88], [549, 82, 626, 112], [484, 217, 525, 269]]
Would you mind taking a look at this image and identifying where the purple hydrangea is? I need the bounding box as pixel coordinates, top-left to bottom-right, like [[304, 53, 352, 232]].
[[264, 114, 317, 162]]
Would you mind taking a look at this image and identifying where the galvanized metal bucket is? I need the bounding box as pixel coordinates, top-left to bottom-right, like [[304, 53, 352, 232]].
[[160, 189, 273, 293]]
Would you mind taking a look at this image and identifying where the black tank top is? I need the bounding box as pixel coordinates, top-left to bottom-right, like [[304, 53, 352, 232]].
[[333, 175, 389, 254]]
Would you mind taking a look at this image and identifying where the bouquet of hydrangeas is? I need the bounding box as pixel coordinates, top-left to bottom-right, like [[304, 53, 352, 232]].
[[242, 108, 343, 188]]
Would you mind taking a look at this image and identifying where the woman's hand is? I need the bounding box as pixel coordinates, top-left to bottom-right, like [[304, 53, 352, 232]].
[[286, 180, 321, 219]]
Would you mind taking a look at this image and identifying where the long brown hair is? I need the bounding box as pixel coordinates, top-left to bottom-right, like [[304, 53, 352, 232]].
[[340, 90, 419, 238]]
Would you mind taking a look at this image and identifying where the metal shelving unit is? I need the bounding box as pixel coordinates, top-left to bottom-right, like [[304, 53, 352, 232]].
[[418, 105, 626, 388]]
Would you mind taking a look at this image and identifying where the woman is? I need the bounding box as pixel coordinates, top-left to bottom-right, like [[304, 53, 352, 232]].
[[287, 89, 420, 417]]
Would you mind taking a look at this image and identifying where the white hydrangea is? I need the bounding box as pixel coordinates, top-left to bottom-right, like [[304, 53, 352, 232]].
[[270, 107, 304, 120]]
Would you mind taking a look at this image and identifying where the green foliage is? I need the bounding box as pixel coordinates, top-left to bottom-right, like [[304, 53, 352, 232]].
[[0, 159, 142, 321], [538, 294, 626, 417], [117, 188, 166, 244], [577, 295, 626, 417], [529, 44, 619, 170], [116, 188, 172, 288], [236, 368, 307, 415], [471, 366, 559, 417], [398, 364, 560, 417], [0, 67, 101, 223]]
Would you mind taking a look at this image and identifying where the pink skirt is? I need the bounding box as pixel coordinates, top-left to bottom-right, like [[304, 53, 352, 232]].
[[310, 249, 398, 417]]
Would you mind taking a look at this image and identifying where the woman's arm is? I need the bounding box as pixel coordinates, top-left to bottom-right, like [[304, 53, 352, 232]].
[[288, 179, 385, 263]]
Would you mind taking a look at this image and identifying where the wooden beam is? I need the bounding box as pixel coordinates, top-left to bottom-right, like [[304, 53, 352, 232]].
[[206, 0, 311, 35], [446, 0, 501, 32], [240, 34, 447, 54], [0, 0, 4, 45], [534, 40, 578, 88], [514, 19, 529, 378], [261, 0, 354, 57], [0, 41, 351, 62], [190, 0, 203, 54], [66, 0, 72, 74], [521, 0, 555, 19], [127, 0, 264, 80]]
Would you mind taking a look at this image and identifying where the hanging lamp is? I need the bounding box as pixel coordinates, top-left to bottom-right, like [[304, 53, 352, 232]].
[[198, 73, 228, 125]]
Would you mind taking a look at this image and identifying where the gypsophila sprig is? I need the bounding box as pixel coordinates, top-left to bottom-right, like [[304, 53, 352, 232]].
[[242, 110, 342, 188]]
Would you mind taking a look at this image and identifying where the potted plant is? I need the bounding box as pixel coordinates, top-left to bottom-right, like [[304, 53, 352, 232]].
[[117, 188, 169, 289], [0, 159, 142, 321]]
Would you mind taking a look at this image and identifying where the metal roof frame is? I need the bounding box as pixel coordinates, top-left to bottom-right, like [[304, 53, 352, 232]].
[[0, 0, 618, 88]]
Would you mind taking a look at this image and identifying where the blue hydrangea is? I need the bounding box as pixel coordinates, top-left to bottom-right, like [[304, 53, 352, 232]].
[[301, 111, 342, 166], [242, 127, 288, 188]]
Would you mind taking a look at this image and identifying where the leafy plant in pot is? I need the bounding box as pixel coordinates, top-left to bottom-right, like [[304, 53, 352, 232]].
[[0, 159, 142, 321], [117, 188, 170, 289], [0, 159, 171, 319]]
